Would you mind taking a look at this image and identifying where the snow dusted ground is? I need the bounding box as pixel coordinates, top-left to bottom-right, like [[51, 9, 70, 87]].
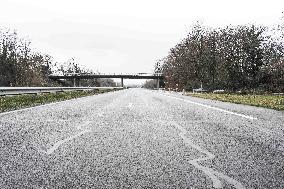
[[0, 88, 283, 188]]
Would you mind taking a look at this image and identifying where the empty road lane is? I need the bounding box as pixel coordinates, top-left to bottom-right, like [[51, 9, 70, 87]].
[[0, 89, 283, 188]]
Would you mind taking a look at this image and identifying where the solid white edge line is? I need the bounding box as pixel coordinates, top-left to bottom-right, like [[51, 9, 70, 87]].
[[160, 93, 257, 120]]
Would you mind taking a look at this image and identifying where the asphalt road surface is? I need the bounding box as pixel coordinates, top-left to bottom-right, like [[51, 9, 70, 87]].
[[0, 88, 283, 188]]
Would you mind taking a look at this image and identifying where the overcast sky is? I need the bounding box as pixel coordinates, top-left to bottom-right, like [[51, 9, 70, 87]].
[[1, 0, 284, 84]]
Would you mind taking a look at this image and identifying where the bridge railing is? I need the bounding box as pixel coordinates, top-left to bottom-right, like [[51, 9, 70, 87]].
[[0, 87, 123, 96]]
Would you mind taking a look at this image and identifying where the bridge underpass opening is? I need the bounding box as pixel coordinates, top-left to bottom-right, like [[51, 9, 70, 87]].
[[113, 79, 147, 87]]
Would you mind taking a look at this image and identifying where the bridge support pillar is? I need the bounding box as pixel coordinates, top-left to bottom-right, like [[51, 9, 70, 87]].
[[73, 78, 76, 87], [157, 78, 160, 89], [121, 78, 124, 88], [78, 79, 81, 87]]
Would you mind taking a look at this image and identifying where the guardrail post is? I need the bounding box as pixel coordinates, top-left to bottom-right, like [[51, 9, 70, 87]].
[[78, 79, 81, 87]]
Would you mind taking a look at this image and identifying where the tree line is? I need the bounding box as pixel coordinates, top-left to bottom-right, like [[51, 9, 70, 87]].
[[156, 21, 284, 93], [0, 29, 115, 87]]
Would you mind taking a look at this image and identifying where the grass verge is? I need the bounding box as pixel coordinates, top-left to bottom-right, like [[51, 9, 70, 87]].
[[0, 89, 118, 113], [186, 93, 284, 111]]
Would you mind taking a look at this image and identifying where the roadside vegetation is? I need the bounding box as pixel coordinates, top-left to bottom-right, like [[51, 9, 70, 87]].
[[150, 14, 284, 110], [187, 93, 284, 111], [0, 29, 116, 87], [155, 16, 284, 93], [0, 89, 117, 113]]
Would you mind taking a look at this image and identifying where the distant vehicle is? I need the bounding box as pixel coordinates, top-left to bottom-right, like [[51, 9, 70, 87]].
[[65, 73, 81, 76], [137, 73, 148, 75], [193, 88, 207, 93], [153, 73, 162, 76], [213, 90, 225, 94]]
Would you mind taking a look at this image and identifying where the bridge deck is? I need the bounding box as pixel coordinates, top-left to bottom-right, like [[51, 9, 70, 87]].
[[49, 74, 163, 80]]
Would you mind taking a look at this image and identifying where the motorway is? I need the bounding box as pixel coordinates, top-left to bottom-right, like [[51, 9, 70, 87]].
[[0, 88, 283, 188]]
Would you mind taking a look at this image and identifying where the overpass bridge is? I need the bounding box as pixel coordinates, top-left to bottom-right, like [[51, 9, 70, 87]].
[[49, 73, 164, 88]]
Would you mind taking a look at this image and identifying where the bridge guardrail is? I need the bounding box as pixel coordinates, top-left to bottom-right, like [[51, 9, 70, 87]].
[[0, 87, 123, 96]]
